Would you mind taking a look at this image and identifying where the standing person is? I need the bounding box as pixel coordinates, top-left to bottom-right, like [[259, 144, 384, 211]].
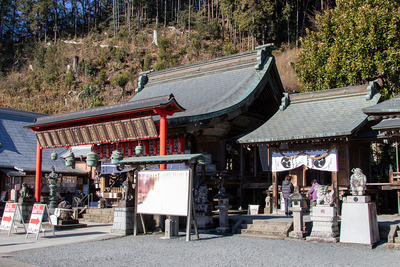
[[282, 175, 294, 217], [307, 179, 319, 207]]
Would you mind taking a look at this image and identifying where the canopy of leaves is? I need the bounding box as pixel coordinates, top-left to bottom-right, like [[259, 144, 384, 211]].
[[293, 0, 400, 98]]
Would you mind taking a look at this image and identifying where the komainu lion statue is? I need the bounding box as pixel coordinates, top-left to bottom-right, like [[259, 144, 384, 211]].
[[315, 185, 335, 205], [350, 168, 367, 196]]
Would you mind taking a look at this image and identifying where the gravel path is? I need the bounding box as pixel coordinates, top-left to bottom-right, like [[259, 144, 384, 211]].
[[3, 233, 400, 267]]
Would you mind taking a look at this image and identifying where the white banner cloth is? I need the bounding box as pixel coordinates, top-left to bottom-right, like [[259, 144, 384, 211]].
[[272, 149, 337, 172]]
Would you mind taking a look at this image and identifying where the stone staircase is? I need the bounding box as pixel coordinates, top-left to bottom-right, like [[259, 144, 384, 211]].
[[233, 219, 293, 239], [80, 208, 114, 224]]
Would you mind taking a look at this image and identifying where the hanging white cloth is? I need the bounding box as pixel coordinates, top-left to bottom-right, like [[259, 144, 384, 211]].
[[272, 149, 337, 172]]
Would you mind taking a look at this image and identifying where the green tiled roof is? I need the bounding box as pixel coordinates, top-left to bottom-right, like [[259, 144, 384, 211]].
[[238, 84, 381, 144]]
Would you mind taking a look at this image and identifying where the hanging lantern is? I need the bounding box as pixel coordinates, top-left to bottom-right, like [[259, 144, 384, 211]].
[[135, 144, 143, 156], [51, 151, 58, 161], [111, 150, 124, 165], [65, 151, 76, 169], [86, 152, 99, 167]]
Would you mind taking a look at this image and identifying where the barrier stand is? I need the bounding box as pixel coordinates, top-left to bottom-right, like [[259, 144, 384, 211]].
[[26, 204, 55, 240], [0, 203, 26, 235]]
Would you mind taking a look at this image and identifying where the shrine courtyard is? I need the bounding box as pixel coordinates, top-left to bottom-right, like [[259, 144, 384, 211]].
[[1, 214, 400, 267]]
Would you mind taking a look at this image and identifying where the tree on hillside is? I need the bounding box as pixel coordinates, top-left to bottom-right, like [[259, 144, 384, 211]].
[[293, 0, 400, 98]]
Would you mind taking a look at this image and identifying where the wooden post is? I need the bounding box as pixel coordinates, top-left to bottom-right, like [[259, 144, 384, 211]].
[[332, 171, 340, 214], [272, 172, 278, 213], [253, 145, 257, 178], [35, 141, 42, 202]]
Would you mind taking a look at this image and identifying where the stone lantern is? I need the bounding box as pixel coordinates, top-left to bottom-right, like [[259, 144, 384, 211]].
[[288, 192, 307, 239], [213, 181, 233, 234]]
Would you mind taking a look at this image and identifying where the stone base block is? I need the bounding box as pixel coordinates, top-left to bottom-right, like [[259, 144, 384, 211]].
[[340, 202, 379, 245], [383, 243, 400, 250], [346, 195, 371, 203], [195, 215, 214, 229], [306, 236, 339, 243], [215, 227, 231, 234], [310, 230, 340, 238], [289, 231, 307, 239], [111, 207, 134, 235]]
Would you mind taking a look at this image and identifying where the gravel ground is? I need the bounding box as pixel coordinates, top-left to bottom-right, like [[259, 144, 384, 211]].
[[3, 233, 400, 267]]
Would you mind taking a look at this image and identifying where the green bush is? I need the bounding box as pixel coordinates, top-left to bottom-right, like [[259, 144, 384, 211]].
[[154, 60, 165, 71], [45, 74, 57, 85], [143, 54, 152, 71], [111, 47, 126, 63], [98, 69, 107, 84], [64, 70, 75, 86], [208, 45, 217, 56], [222, 42, 236, 56], [112, 72, 130, 88], [158, 37, 170, 52]]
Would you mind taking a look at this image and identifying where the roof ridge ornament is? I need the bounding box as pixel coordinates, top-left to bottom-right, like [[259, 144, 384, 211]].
[[366, 80, 379, 100], [255, 43, 275, 70], [279, 93, 290, 111], [135, 70, 152, 93]]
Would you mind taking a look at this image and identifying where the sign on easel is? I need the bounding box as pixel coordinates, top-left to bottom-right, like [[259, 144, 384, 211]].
[[0, 203, 26, 236], [26, 204, 55, 240]]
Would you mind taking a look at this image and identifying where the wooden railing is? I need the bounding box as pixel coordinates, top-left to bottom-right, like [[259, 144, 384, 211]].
[[389, 170, 400, 184]]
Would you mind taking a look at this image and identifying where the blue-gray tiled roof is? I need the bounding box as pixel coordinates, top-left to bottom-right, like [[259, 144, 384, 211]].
[[130, 48, 282, 125], [0, 107, 88, 174], [363, 96, 400, 115], [238, 85, 381, 144]]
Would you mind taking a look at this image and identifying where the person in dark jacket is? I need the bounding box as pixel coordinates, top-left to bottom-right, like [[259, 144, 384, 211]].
[[282, 175, 294, 217]]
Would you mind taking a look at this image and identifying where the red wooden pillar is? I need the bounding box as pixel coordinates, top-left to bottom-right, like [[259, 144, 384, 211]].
[[35, 140, 42, 202], [159, 112, 167, 170]]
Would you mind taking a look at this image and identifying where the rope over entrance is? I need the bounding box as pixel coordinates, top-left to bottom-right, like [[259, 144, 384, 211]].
[[272, 144, 337, 160]]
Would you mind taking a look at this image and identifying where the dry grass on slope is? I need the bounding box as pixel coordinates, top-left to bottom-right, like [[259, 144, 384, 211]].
[[274, 48, 301, 93]]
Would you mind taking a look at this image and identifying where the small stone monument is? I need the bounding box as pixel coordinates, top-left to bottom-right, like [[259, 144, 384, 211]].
[[264, 195, 272, 214], [306, 185, 339, 243], [194, 185, 214, 230], [340, 168, 379, 247]]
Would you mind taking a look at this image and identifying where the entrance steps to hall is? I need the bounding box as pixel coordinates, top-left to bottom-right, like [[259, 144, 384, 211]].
[[80, 208, 114, 224], [233, 219, 293, 239]]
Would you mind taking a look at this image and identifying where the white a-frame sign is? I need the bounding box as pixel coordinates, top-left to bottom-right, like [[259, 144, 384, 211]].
[[0, 203, 26, 236], [26, 204, 55, 240]]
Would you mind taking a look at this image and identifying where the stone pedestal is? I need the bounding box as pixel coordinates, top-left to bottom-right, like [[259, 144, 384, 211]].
[[289, 206, 307, 239], [306, 206, 339, 243], [194, 203, 214, 229], [111, 207, 134, 235], [340, 196, 379, 247], [15, 200, 35, 223]]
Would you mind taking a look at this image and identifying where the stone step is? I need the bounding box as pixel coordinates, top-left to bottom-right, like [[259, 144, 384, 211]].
[[394, 236, 400, 243], [238, 228, 288, 237], [236, 233, 286, 240], [241, 223, 288, 231], [84, 208, 114, 215], [79, 218, 113, 224]]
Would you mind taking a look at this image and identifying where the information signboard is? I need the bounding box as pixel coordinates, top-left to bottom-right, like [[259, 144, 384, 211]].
[[137, 170, 190, 216], [26, 204, 55, 239], [0, 203, 26, 235]]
